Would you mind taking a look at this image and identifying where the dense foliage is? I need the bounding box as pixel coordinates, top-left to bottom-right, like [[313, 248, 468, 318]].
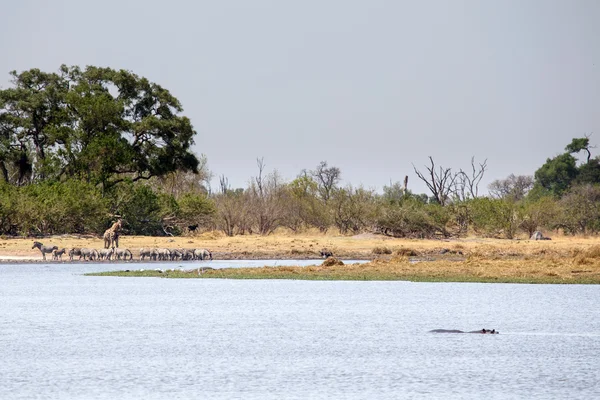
[[1, 67, 599, 239], [0, 65, 199, 189]]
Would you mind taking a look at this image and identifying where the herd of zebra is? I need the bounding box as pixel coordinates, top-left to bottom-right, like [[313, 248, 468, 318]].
[[32, 241, 213, 262]]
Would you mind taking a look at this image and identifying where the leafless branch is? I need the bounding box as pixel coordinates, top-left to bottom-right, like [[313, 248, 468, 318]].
[[413, 156, 456, 206]]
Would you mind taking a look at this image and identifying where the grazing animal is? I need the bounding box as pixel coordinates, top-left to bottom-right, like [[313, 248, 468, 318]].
[[180, 249, 194, 260], [103, 219, 123, 249], [32, 241, 58, 261], [194, 248, 213, 261], [80, 248, 98, 261], [430, 329, 499, 334], [52, 248, 66, 261], [114, 248, 133, 260], [69, 248, 83, 261], [98, 248, 114, 261], [320, 248, 333, 258], [170, 248, 183, 261], [530, 231, 551, 241], [156, 248, 171, 261], [139, 248, 158, 261]]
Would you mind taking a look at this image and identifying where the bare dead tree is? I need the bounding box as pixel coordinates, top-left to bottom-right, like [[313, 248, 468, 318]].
[[214, 189, 248, 236], [219, 175, 230, 194], [413, 157, 456, 206], [453, 157, 488, 201], [255, 157, 265, 197], [248, 158, 286, 235], [311, 161, 341, 203]]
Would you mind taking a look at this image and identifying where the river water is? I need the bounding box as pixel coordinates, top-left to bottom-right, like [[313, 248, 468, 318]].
[[1, 261, 599, 399]]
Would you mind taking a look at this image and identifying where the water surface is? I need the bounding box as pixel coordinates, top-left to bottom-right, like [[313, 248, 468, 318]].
[[1, 261, 599, 399]]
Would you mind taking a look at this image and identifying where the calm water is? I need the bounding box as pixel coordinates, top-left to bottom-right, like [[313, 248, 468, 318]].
[[1, 261, 599, 399]]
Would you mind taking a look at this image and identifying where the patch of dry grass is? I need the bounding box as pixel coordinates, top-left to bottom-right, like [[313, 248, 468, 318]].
[[322, 257, 344, 266], [90, 255, 600, 283], [394, 248, 419, 257], [372, 246, 392, 255]]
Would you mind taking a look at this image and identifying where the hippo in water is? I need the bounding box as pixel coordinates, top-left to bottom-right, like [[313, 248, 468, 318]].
[[430, 329, 499, 334]]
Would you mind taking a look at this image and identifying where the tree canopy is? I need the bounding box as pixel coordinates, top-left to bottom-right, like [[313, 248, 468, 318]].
[[533, 137, 600, 196], [0, 65, 199, 188]]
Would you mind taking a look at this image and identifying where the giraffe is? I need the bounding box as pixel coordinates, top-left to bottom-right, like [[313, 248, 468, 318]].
[[103, 219, 122, 249]]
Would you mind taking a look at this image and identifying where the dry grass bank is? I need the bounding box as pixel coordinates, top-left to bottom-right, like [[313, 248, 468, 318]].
[[2, 231, 600, 261], [6, 232, 600, 283], [90, 245, 600, 284]]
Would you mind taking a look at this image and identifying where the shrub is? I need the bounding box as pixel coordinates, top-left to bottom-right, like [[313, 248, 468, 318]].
[[1, 179, 108, 235], [468, 197, 521, 239], [372, 246, 392, 255], [395, 248, 418, 257], [557, 185, 600, 234], [584, 245, 600, 259], [376, 198, 447, 238], [322, 257, 344, 266]]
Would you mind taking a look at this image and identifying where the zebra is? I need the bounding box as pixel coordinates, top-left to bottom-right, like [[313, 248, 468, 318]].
[[114, 248, 133, 260], [80, 248, 98, 261], [52, 248, 66, 260], [193, 248, 213, 261], [139, 248, 158, 261], [98, 248, 114, 261], [69, 248, 82, 261], [32, 241, 58, 261], [156, 248, 171, 261]]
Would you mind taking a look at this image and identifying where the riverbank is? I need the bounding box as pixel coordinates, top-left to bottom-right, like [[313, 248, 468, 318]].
[[87, 249, 600, 284], [2, 231, 600, 260], [4, 232, 600, 283]]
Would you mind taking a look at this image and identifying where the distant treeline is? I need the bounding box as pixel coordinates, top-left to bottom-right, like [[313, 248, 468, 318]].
[[1, 66, 599, 237], [1, 156, 599, 238]]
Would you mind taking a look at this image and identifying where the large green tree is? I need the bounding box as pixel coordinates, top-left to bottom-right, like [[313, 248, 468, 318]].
[[0, 65, 199, 188], [565, 137, 593, 163], [533, 153, 578, 196]]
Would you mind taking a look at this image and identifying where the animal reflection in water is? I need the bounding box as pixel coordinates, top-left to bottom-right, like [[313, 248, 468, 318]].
[[430, 329, 499, 334]]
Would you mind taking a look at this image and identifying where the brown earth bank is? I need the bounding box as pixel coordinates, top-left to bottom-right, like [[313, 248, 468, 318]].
[[2, 231, 600, 262], [5, 231, 600, 283]]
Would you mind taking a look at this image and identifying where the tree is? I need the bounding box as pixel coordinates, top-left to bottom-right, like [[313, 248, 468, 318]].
[[375, 197, 447, 238], [413, 157, 456, 206], [574, 158, 600, 185], [330, 185, 378, 234], [283, 175, 330, 232], [214, 188, 248, 236], [469, 197, 521, 239], [109, 182, 163, 235], [533, 153, 578, 196], [565, 136, 594, 164], [382, 181, 406, 205], [520, 196, 560, 236], [558, 184, 600, 234], [453, 157, 487, 201], [176, 193, 216, 231], [0, 65, 200, 189], [148, 154, 212, 197], [311, 161, 341, 203], [488, 174, 534, 201], [247, 158, 287, 235]]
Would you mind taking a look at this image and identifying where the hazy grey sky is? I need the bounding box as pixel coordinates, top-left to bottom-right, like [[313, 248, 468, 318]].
[[2, 0, 599, 193]]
